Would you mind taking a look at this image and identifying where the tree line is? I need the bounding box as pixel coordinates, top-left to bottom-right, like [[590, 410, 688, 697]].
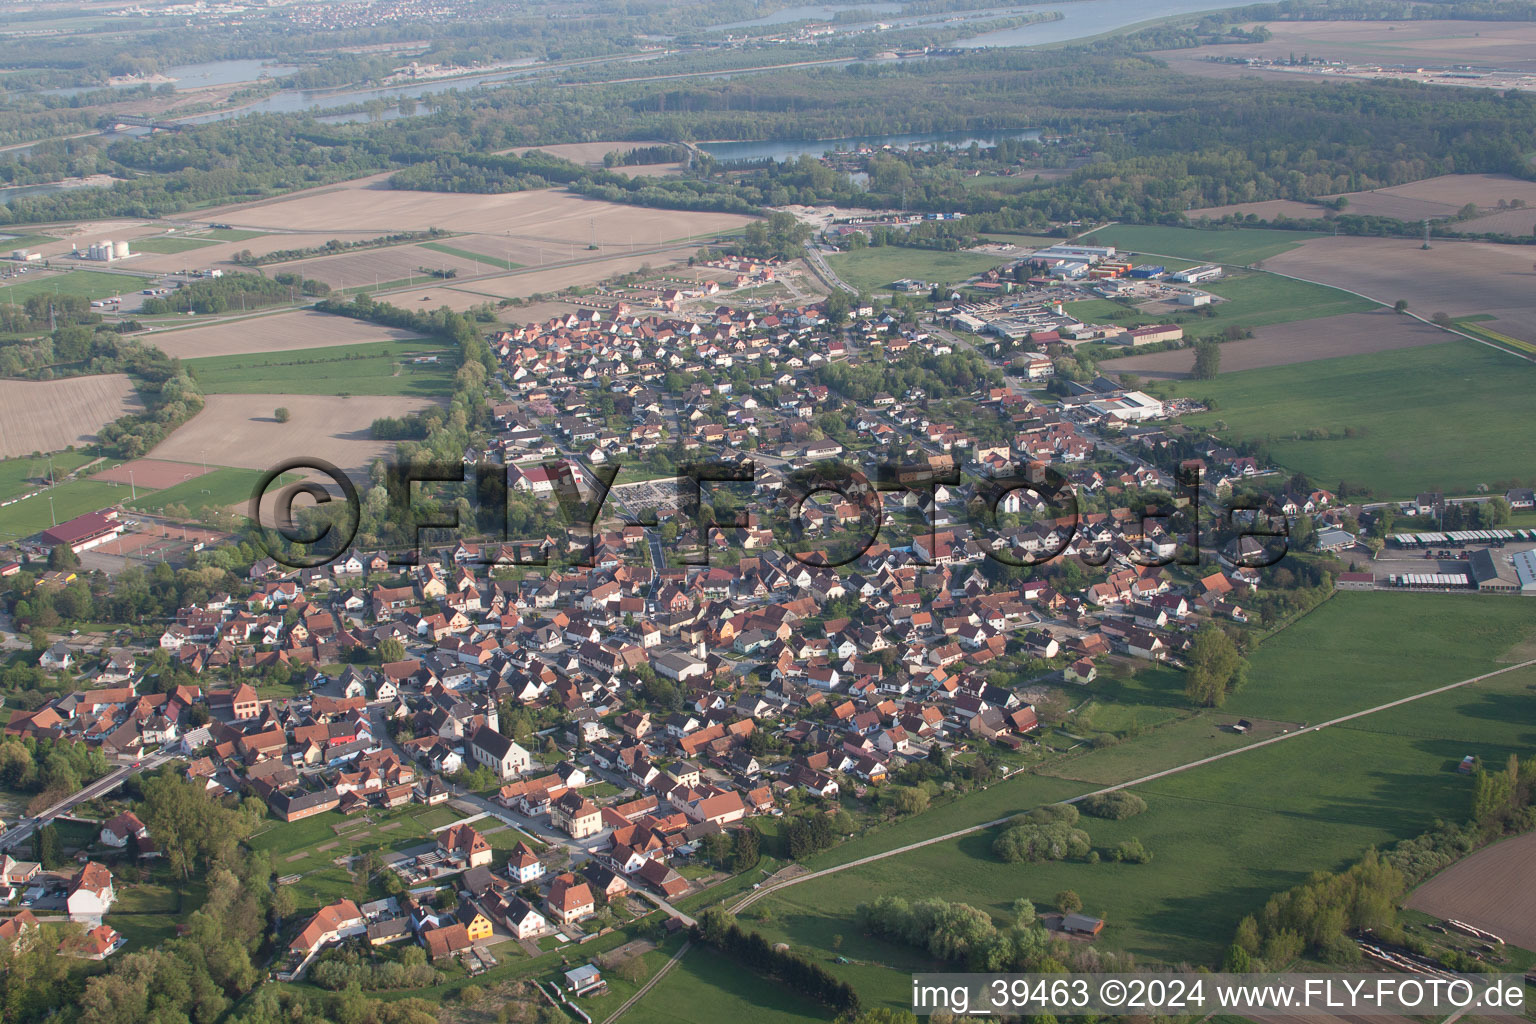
[[692, 907, 861, 1015]]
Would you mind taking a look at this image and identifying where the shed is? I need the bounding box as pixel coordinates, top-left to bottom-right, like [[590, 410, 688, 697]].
[[1062, 913, 1104, 936]]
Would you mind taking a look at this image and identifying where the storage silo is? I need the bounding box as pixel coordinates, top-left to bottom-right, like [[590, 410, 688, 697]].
[[113, 240, 130, 260]]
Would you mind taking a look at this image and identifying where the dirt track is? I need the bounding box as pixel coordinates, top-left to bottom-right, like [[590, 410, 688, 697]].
[[1406, 830, 1536, 951]]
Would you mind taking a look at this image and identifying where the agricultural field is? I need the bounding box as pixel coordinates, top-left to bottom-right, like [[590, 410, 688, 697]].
[[745, 592, 1536, 1012], [200, 228, 268, 242], [0, 450, 95, 501], [184, 338, 455, 397], [1171, 340, 1536, 497], [397, 245, 701, 310], [1101, 308, 1444, 377], [1405, 831, 1536, 951], [173, 174, 754, 243], [1320, 172, 1536, 221], [0, 374, 141, 459], [824, 246, 1009, 293], [1079, 225, 1328, 265], [148, 392, 444, 472], [1188, 199, 1326, 221], [0, 269, 141, 305], [0, 478, 142, 540], [278, 242, 487, 290], [128, 235, 221, 255], [419, 239, 522, 269], [1153, 20, 1536, 81], [1263, 235, 1536, 344], [145, 308, 428, 359]]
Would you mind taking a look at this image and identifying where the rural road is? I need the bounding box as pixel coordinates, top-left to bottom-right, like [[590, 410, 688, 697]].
[[603, 654, 1536, 1022]]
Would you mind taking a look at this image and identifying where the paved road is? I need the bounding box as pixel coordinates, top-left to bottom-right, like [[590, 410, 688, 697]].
[[803, 242, 856, 295], [0, 750, 175, 853], [604, 655, 1536, 1022]]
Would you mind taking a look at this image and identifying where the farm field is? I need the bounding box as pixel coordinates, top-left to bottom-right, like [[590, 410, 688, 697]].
[[746, 596, 1536, 1011], [0, 269, 141, 305], [1171, 341, 1536, 497], [148, 392, 443, 472], [400, 245, 701, 308], [128, 235, 221, 255], [1405, 831, 1536, 951], [0, 450, 95, 501], [1101, 308, 1446, 377], [419, 239, 522, 269], [0, 478, 144, 540], [145, 308, 428, 359], [123, 229, 381, 274], [0, 374, 141, 459], [1457, 207, 1536, 235], [1263, 235, 1536, 344], [173, 174, 755, 241], [1079, 224, 1327, 264], [1188, 199, 1326, 221], [824, 246, 1009, 293], [1320, 172, 1536, 220], [184, 338, 455, 397], [278, 242, 487, 290], [1152, 20, 1536, 81]]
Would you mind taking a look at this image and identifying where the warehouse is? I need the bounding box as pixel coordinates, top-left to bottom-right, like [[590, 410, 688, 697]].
[[1171, 264, 1223, 284], [1468, 547, 1536, 593], [1127, 324, 1184, 346], [1085, 391, 1165, 422]]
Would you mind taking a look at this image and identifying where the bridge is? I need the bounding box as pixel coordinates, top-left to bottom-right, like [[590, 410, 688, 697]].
[[102, 113, 186, 133]]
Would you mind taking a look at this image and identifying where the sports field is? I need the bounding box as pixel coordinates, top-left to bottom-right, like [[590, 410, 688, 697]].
[[742, 592, 1536, 1015], [1079, 225, 1328, 265], [0, 450, 95, 501], [0, 478, 141, 540], [184, 339, 455, 397], [1172, 340, 1536, 497], [824, 247, 1009, 293], [124, 467, 273, 518], [0, 269, 138, 304]]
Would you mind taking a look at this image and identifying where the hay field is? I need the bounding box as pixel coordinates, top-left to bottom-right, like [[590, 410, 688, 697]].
[[187, 177, 752, 241], [146, 309, 426, 359], [1264, 236, 1536, 343], [1101, 309, 1449, 378], [1406, 831, 1536, 950], [1319, 173, 1536, 221], [0, 375, 141, 458], [1189, 199, 1324, 221], [149, 393, 443, 473]]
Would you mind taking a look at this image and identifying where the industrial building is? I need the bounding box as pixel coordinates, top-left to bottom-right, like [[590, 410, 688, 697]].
[[77, 240, 131, 262], [1468, 547, 1536, 593], [1170, 264, 1222, 284], [1085, 390, 1165, 422]]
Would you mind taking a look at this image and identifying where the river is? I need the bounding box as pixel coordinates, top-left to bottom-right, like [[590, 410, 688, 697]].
[[954, 0, 1236, 47]]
